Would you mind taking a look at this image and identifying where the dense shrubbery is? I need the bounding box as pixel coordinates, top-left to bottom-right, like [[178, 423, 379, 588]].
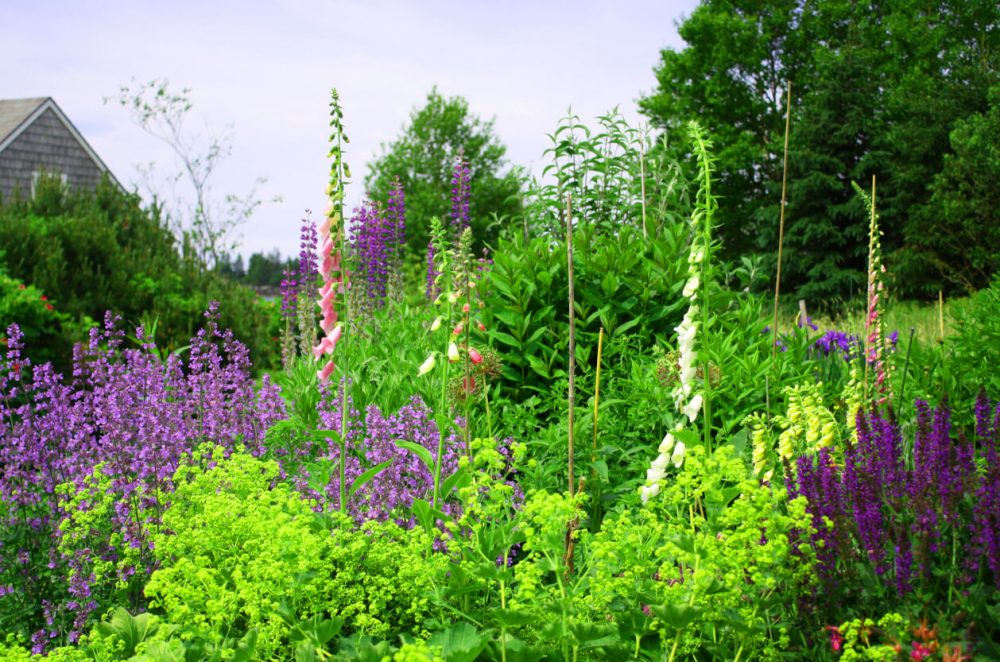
[[0, 174, 281, 370]]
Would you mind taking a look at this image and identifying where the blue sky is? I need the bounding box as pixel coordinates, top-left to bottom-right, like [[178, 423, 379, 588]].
[[2, 0, 698, 259]]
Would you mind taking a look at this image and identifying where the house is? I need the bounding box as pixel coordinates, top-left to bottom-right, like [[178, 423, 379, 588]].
[[0, 97, 120, 201]]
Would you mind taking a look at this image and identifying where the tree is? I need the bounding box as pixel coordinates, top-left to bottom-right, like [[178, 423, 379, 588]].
[[107, 79, 279, 269], [364, 88, 523, 258], [640, 0, 999, 301]]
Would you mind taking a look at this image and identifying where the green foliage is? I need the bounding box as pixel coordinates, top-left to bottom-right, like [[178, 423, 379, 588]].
[[0, 271, 86, 370], [0, 174, 280, 369], [909, 83, 1000, 293], [590, 445, 816, 660], [949, 274, 1000, 397], [56, 465, 156, 621], [641, 0, 1000, 300], [324, 516, 449, 640], [365, 87, 523, 258], [484, 222, 688, 405], [144, 445, 331, 658]]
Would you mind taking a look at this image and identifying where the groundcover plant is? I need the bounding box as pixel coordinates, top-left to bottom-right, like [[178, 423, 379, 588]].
[[0, 90, 998, 662]]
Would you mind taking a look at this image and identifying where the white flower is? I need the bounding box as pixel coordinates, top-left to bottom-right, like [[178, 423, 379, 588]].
[[639, 483, 660, 504], [671, 441, 686, 468], [447, 342, 460, 363], [683, 393, 703, 423], [658, 432, 675, 454], [430, 316, 442, 332], [683, 275, 700, 299], [690, 247, 705, 264]]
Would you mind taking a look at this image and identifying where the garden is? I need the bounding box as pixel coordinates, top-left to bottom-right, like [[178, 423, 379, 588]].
[[1, 86, 998, 660], [2, 2, 1000, 656]]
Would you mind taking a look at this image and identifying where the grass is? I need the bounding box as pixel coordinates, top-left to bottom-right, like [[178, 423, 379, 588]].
[[779, 296, 965, 346]]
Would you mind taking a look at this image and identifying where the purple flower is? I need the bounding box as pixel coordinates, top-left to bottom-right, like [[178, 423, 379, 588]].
[[450, 155, 471, 238], [0, 309, 286, 648]]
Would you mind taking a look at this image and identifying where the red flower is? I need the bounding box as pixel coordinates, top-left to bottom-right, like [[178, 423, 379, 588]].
[[45, 304, 54, 311], [462, 303, 470, 313], [477, 321, 486, 332], [911, 643, 933, 661], [40, 295, 47, 301], [824, 626, 844, 653], [18, 284, 25, 290], [469, 348, 484, 365]]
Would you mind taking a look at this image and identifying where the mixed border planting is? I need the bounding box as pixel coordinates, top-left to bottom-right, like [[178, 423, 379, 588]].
[[1, 88, 999, 662]]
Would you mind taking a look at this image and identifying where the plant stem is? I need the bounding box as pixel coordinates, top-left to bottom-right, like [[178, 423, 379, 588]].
[[592, 327, 604, 476], [567, 194, 576, 497]]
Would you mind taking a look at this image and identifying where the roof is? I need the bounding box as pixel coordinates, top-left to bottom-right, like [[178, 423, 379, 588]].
[[0, 97, 49, 144], [0, 96, 121, 188]]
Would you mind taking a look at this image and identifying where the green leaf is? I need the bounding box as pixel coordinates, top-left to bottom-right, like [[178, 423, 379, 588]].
[[395, 440, 434, 472], [348, 460, 393, 499], [441, 465, 471, 496], [649, 603, 702, 631], [428, 622, 487, 662]]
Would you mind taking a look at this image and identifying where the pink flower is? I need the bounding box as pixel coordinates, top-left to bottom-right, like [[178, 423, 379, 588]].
[[317, 359, 336, 383], [824, 626, 844, 652], [469, 348, 484, 365]]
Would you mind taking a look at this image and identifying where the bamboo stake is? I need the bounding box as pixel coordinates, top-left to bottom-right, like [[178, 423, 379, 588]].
[[566, 194, 576, 498], [591, 327, 604, 476], [772, 80, 793, 361]]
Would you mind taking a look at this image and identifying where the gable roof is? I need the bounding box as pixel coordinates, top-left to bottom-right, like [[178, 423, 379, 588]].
[[0, 97, 48, 144], [0, 97, 120, 187]]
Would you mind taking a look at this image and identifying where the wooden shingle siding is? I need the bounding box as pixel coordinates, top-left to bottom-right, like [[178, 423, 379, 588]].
[[0, 108, 107, 201]]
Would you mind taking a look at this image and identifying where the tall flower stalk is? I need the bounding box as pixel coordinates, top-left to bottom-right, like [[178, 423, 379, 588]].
[[296, 214, 319, 360], [450, 153, 471, 239], [315, 89, 352, 514], [386, 177, 406, 303], [418, 217, 455, 510], [854, 177, 890, 404], [640, 121, 716, 504]]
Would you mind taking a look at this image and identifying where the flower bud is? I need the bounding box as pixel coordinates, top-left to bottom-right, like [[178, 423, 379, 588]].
[[418, 354, 436, 376]]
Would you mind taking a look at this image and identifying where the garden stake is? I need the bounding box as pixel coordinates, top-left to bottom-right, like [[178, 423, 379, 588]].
[[567, 194, 576, 497], [772, 80, 792, 362], [591, 327, 603, 476]]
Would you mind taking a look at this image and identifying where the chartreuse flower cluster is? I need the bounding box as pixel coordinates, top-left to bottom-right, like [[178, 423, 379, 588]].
[[745, 382, 840, 481], [509, 446, 816, 660]]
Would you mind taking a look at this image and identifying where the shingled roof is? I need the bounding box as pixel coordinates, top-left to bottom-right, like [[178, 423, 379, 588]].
[[0, 97, 120, 199], [0, 97, 49, 145]]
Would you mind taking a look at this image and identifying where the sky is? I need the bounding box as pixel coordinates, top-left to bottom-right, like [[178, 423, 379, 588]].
[[2, 0, 698, 261]]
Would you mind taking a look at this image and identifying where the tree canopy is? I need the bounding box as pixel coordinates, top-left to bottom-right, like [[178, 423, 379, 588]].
[[640, 0, 999, 300], [364, 88, 523, 259]]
